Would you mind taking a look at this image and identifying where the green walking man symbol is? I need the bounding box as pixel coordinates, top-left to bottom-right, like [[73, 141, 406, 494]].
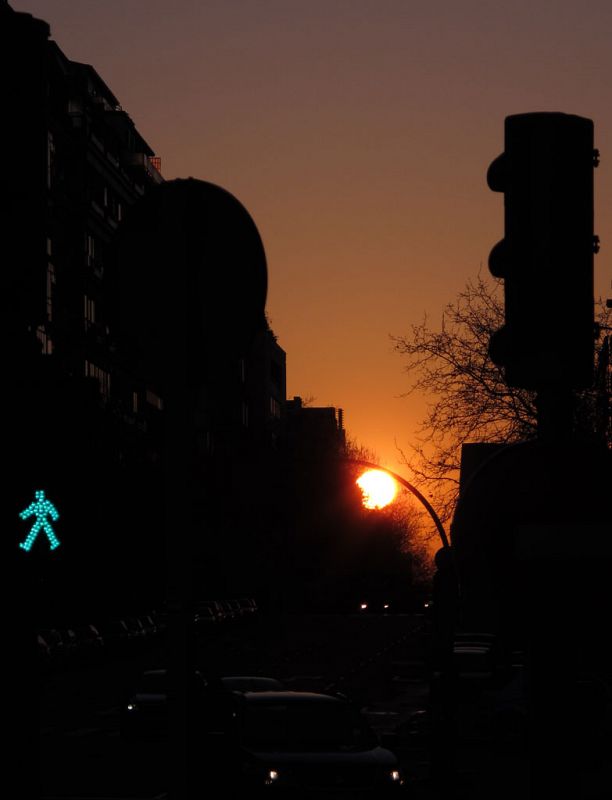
[[18, 490, 60, 552]]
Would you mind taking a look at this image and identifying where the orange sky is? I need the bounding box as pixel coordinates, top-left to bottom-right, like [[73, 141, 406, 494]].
[[13, 0, 612, 471]]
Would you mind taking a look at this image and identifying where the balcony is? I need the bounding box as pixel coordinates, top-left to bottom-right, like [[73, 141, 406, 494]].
[[121, 152, 163, 184]]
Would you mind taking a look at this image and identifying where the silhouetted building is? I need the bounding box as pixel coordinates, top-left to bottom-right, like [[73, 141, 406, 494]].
[[191, 318, 287, 463], [2, 3, 167, 618], [4, 2, 163, 394], [285, 397, 346, 459], [2, 2, 290, 615], [241, 322, 287, 452]]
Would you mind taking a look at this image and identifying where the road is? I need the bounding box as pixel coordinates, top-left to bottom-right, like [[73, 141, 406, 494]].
[[38, 612, 430, 798]]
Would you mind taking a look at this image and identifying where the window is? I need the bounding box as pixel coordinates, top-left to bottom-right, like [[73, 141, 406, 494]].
[[46, 243, 55, 322], [85, 360, 111, 400], [198, 430, 213, 455], [84, 294, 96, 330], [270, 396, 282, 419], [270, 360, 283, 388], [86, 234, 103, 276], [47, 131, 55, 189], [36, 325, 53, 355], [89, 171, 106, 213], [86, 234, 95, 265], [145, 389, 163, 411], [106, 191, 121, 222]]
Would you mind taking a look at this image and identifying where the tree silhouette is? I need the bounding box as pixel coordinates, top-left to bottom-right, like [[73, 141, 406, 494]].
[[392, 274, 611, 520]]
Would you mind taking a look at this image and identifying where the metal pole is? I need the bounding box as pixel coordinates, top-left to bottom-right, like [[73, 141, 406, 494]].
[[348, 459, 449, 549]]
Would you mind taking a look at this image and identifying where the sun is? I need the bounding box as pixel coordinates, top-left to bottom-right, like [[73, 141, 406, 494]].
[[356, 469, 397, 509]]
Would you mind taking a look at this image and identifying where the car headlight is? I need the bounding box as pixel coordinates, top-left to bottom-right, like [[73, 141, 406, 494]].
[[264, 769, 279, 785], [126, 703, 139, 713], [389, 769, 403, 784]]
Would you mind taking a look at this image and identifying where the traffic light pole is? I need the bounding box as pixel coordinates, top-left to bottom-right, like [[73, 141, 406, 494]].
[[483, 112, 603, 797], [535, 387, 575, 441]]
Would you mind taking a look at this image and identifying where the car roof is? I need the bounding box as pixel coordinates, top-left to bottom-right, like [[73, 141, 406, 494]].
[[221, 675, 283, 685], [239, 690, 347, 705]]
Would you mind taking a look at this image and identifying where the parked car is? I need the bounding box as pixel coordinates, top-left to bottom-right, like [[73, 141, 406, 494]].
[[125, 616, 147, 641], [140, 614, 158, 639], [394, 709, 432, 746], [205, 690, 406, 795], [217, 676, 287, 692], [37, 633, 52, 672], [59, 628, 78, 664], [72, 624, 104, 664], [96, 619, 132, 656], [218, 599, 239, 624], [120, 670, 286, 741], [150, 609, 168, 635], [121, 668, 209, 740], [236, 597, 258, 618], [39, 628, 66, 666], [194, 606, 218, 633], [452, 631, 497, 680], [228, 599, 246, 622], [195, 600, 226, 625]]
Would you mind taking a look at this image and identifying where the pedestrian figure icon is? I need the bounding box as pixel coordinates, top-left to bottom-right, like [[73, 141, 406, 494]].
[[18, 490, 60, 552]]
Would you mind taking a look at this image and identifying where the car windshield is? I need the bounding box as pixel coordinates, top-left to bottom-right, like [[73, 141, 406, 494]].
[[239, 702, 377, 751]]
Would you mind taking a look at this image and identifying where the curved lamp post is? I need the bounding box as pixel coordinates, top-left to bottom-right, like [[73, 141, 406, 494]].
[[349, 459, 449, 550]]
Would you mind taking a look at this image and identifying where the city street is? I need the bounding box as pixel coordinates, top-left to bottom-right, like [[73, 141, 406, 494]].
[[36, 615, 612, 800], [39, 612, 431, 798]]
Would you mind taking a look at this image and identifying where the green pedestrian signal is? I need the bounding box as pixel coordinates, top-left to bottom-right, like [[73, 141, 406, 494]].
[[18, 490, 60, 552]]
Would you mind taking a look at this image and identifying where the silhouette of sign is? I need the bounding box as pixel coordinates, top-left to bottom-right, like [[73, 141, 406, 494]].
[[18, 490, 60, 552]]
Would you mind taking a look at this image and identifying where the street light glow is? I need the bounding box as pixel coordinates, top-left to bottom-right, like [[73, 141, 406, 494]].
[[356, 469, 397, 509]]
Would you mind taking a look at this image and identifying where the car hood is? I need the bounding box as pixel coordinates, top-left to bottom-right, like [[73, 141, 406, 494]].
[[242, 745, 398, 767]]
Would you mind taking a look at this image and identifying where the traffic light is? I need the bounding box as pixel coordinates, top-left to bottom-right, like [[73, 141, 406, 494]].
[[487, 112, 598, 390]]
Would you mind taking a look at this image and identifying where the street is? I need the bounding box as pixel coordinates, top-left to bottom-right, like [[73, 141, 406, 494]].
[[36, 609, 612, 800], [39, 612, 430, 798]]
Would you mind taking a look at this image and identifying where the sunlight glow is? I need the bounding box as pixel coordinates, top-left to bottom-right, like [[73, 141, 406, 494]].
[[356, 469, 397, 509]]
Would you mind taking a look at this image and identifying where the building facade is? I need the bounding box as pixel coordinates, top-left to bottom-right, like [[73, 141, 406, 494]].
[[3, 2, 291, 617]]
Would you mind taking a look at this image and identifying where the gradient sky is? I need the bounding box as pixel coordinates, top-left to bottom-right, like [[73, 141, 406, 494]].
[[13, 0, 612, 470]]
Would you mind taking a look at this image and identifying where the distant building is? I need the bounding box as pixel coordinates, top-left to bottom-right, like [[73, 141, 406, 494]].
[[285, 396, 346, 459], [241, 323, 287, 452]]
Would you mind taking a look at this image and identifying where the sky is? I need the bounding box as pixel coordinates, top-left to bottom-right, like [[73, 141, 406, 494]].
[[12, 0, 612, 471]]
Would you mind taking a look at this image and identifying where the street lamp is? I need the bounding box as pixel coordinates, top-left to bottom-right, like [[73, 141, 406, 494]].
[[356, 469, 397, 509], [351, 460, 449, 550]]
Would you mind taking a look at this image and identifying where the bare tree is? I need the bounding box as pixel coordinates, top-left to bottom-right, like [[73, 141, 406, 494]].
[[344, 436, 435, 585], [392, 274, 611, 521]]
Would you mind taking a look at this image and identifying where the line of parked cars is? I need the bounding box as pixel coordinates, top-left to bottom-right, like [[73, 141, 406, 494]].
[[36, 597, 259, 672], [193, 597, 259, 631], [36, 610, 166, 672]]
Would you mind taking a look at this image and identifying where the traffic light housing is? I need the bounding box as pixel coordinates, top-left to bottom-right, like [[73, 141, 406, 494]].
[[487, 112, 597, 390]]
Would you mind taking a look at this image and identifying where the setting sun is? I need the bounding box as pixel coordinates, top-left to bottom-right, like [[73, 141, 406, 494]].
[[356, 469, 397, 510]]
